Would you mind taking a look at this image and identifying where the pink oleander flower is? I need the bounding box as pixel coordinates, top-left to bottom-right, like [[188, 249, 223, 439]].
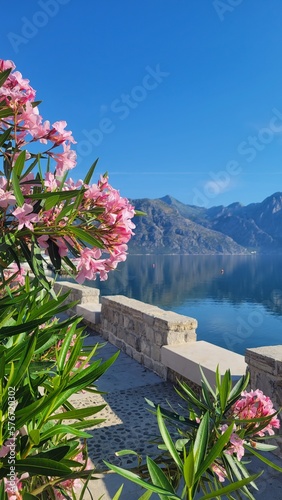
[[232, 389, 280, 436], [3, 472, 28, 500], [4, 263, 26, 286], [225, 432, 245, 461], [0, 189, 16, 208], [211, 463, 227, 483], [12, 203, 39, 231], [48, 120, 76, 145], [75, 247, 105, 284], [51, 142, 77, 176], [52, 448, 92, 499], [44, 172, 60, 191]]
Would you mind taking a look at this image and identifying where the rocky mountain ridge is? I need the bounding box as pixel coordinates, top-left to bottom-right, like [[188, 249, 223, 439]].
[[128, 192, 282, 254]]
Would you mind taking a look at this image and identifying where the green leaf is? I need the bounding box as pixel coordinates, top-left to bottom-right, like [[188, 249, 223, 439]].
[[199, 366, 216, 399], [147, 456, 175, 494], [157, 406, 183, 471], [70, 226, 104, 248], [253, 442, 277, 451], [183, 449, 194, 489], [138, 491, 153, 500], [12, 151, 26, 206], [195, 423, 234, 482], [0, 68, 12, 87], [115, 449, 140, 457], [219, 369, 232, 412], [112, 484, 124, 500], [244, 444, 282, 472], [176, 381, 209, 412], [28, 189, 82, 202], [47, 404, 106, 421], [33, 445, 70, 462], [4, 458, 71, 477], [44, 194, 60, 211], [23, 493, 39, 500], [0, 127, 12, 147], [223, 453, 258, 494], [200, 472, 262, 499], [104, 462, 181, 499], [228, 372, 249, 405], [194, 412, 209, 473], [83, 157, 99, 185], [40, 424, 92, 440], [13, 149, 26, 177], [29, 429, 40, 445]]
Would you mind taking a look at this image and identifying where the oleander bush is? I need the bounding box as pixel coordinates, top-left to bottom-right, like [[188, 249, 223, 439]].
[[107, 367, 282, 499], [0, 58, 136, 499]]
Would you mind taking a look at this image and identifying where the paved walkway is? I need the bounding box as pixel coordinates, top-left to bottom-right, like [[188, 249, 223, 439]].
[[72, 330, 282, 500]]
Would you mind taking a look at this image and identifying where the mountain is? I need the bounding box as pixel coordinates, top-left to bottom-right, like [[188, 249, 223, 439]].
[[128, 193, 282, 254]]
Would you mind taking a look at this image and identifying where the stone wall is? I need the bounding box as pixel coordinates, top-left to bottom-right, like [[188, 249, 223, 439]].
[[245, 346, 282, 454], [100, 295, 197, 378], [53, 281, 100, 315]]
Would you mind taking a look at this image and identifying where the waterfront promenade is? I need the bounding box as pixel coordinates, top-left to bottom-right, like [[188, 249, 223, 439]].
[[78, 330, 282, 500]]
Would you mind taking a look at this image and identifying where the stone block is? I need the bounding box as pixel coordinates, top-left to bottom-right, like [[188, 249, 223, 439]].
[[140, 338, 151, 358], [76, 304, 101, 325], [161, 341, 246, 388]]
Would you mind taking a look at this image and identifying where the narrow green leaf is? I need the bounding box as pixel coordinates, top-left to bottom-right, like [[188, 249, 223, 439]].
[[40, 424, 92, 440], [83, 158, 99, 185], [104, 462, 181, 499], [33, 445, 70, 461], [183, 450, 194, 489], [13, 149, 26, 177], [47, 404, 106, 421], [138, 491, 153, 500], [195, 423, 234, 481], [0, 68, 12, 87], [253, 442, 277, 451], [27, 190, 82, 200], [112, 484, 124, 500], [23, 493, 39, 500], [0, 127, 12, 147], [157, 406, 183, 471], [245, 444, 282, 472], [176, 381, 209, 411], [200, 473, 262, 499], [228, 372, 249, 405], [12, 152, 26, 207], [219, 370, 232, 412], [199, 366, 216, 399], [44, 194, 60, 210], [194, 412, 209, 473], [3, 458, 71, 477], [29, 429, 40, 445], [115, 449, 140, 457], [0, 107, 13, 118], [70, 226, 104, 248], [147, 456, 175, 493]]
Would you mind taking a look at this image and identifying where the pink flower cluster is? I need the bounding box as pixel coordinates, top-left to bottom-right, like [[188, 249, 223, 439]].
[[232, 389, 280, 437], [52, 449, 92, 499], [0, 59, 135, 283], [212, 389, 280, 483]]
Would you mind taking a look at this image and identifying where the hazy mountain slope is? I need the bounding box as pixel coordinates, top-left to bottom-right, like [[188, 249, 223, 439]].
[[129, 198, 247, 254]]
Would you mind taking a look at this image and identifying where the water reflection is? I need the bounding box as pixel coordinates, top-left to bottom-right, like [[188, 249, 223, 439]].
[[96, 255, 282, 316], [91, 255, 282, 354]]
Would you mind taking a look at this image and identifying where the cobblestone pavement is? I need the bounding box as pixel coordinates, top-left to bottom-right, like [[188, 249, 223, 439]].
[[72, 331, 282, 500]]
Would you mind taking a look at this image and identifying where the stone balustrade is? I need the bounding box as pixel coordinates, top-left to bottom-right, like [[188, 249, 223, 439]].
[[53, 281, 100, 316], [99, 295, 197, 378], [50, 282, 247, 387]]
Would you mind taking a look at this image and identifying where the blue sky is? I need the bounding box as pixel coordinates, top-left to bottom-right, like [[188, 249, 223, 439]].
[[2, 0, 282, 207]]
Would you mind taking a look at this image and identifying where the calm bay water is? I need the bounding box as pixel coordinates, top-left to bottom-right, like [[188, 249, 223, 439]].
[[89, 254, 282, 355]]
